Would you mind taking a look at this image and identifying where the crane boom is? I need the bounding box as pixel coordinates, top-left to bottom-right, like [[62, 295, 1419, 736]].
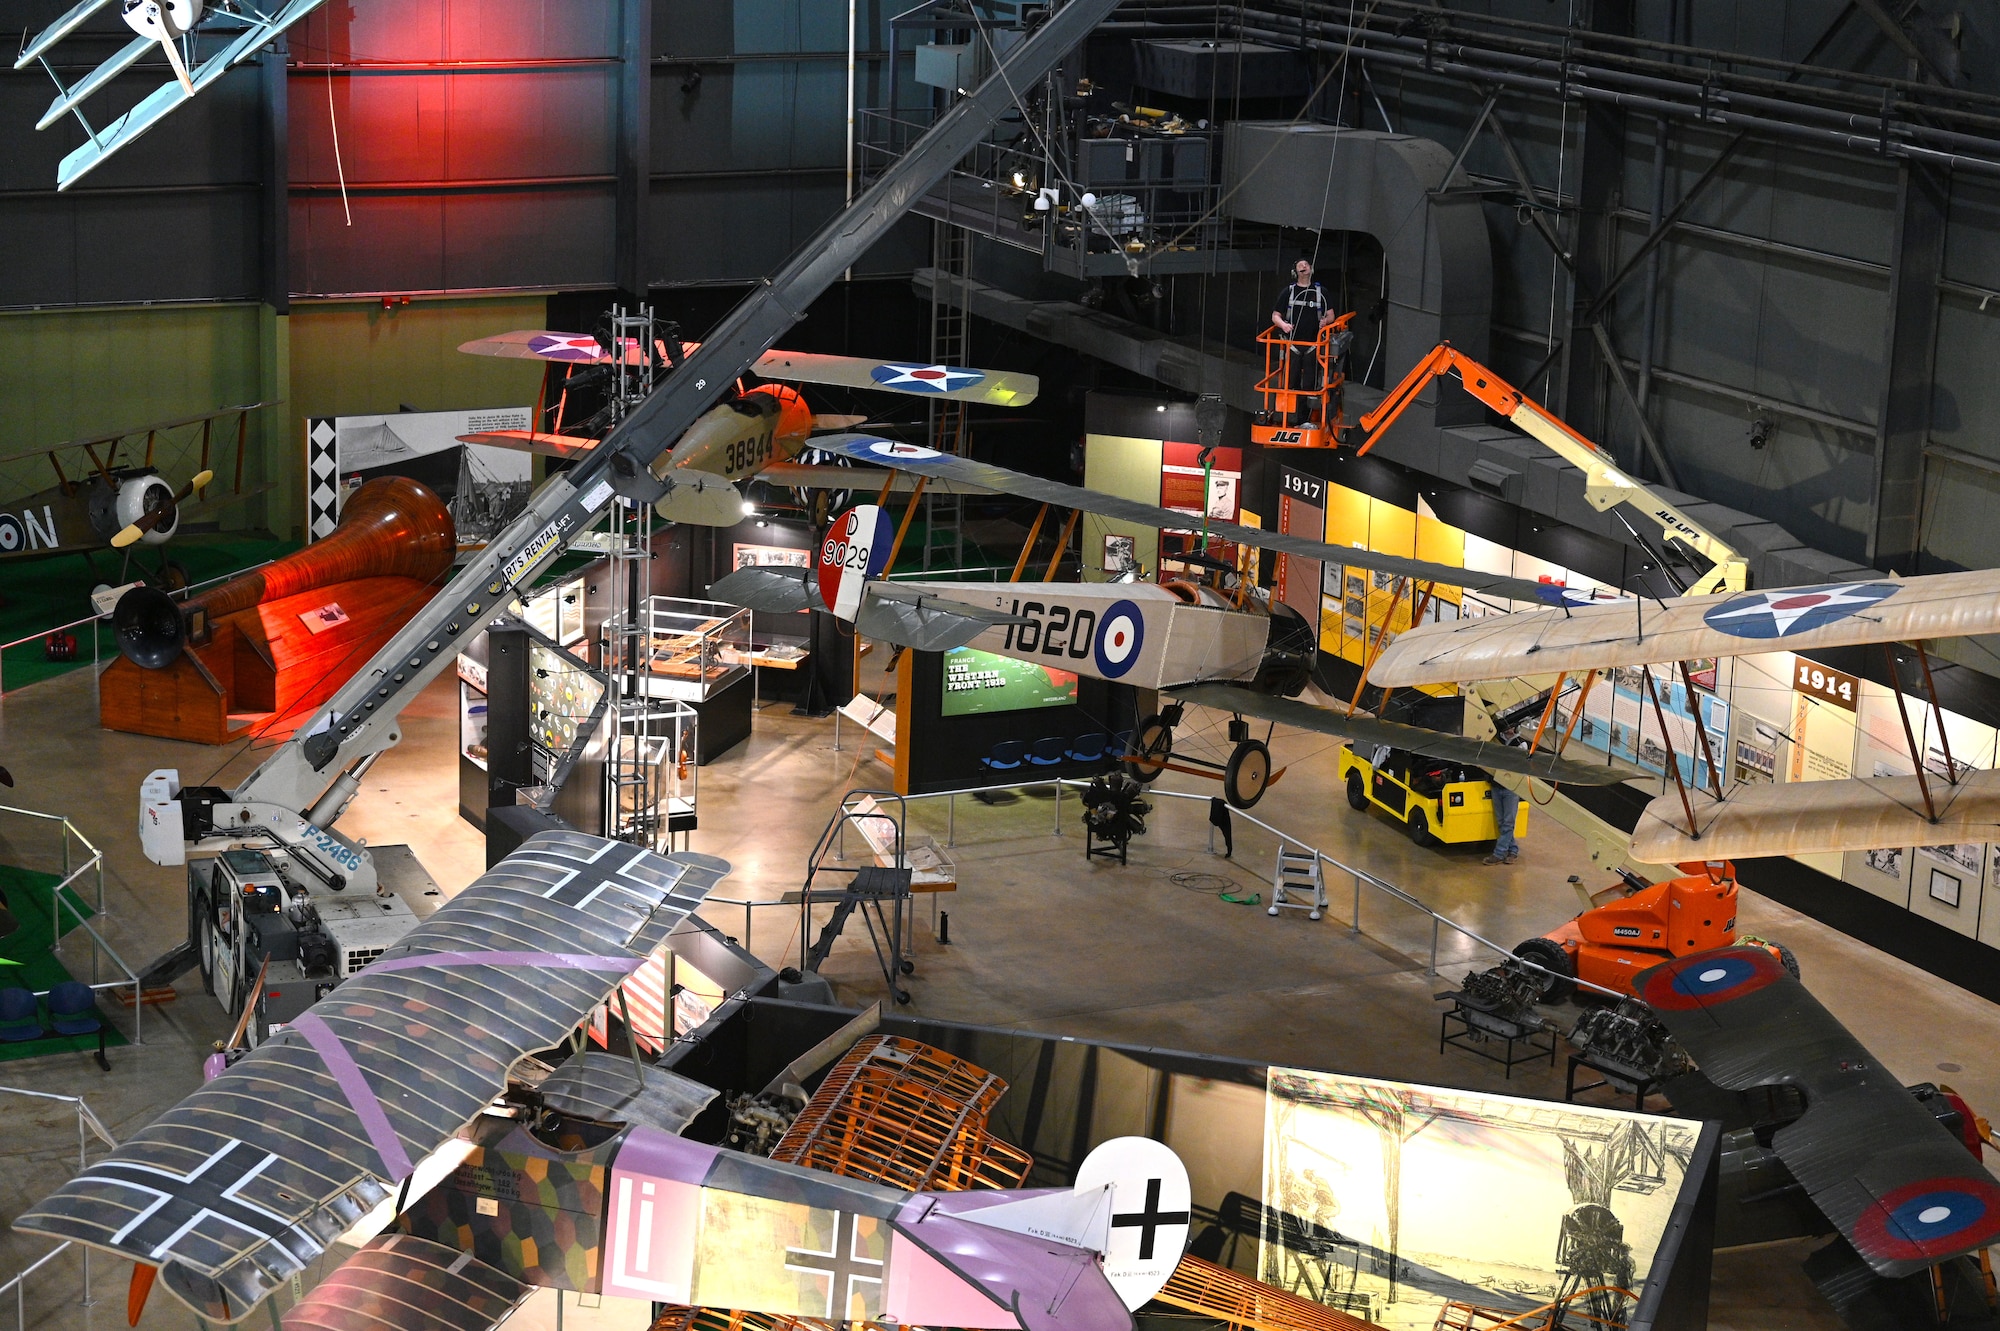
[[1357, 344, 1747, 597], [164, 0, 1121, 864]]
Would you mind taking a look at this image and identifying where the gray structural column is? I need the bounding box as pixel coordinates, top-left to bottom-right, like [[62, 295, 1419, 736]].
[[259, 42, 289, 313], [1556, 1, 1635, 448], [1872, 161, 1948, 574], [1222, 124, 1493, 425], [615, 0, 653, 302]]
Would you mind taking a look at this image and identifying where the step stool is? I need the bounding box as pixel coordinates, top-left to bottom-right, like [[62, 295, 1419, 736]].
[[1269, 844, 1326, 920]]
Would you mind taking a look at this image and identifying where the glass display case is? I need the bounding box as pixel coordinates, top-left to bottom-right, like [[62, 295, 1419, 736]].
[[457, 650, 492, 827], [521, 574, 588, 648], [619, 597, 751, 702], [609, 700, 698, 851]]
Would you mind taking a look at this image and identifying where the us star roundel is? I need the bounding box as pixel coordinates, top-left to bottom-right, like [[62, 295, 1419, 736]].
[[1701, 582, 1901, 639], [528, 334, 609, 362], [868, 363, 986, 393]]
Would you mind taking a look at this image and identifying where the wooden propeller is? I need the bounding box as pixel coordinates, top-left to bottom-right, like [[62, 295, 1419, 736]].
[[110, 470, 211, 550]]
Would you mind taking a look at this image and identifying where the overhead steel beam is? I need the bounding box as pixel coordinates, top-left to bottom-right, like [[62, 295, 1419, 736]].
[[615, 0, 651, 302], [1872, 160, 1948, 573]]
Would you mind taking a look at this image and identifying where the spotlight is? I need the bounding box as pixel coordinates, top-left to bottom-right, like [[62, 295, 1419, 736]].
[[741, 500, 757, 516], [1011, 170, 1027, 189], [1080, 192, 1097, 209], [1156, 404, 1167, 413], [756, 519, 768, 529]]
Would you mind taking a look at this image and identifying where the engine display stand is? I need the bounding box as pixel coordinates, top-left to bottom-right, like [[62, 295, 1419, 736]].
[[1565, 1052, 1664, 1112], [1438, 1007, 1557, 1078]]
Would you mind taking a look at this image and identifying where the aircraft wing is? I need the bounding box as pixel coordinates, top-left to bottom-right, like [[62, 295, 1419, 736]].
[[857, 584, 1034, 652], [1169, 683, 1644, 786], [1629, 766, 2000, 862], [284, 1234, 532, 1331], [13, 832, 731, 1323], [1635, 947, 2000, 1279], [808, 436, 1561, 603], [751, 349, 1039, 406], [458, 429, 601, 461], [759, 461, 994, 494], [1368, 569, 2000, 687], [709, 566, 827, 615], [457, 331, 641, 364]]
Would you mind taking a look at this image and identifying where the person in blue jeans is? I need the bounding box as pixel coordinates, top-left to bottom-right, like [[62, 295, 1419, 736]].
[[1486, 779, 1522, 865]]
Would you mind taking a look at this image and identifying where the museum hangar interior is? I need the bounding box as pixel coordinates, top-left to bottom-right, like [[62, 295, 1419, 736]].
[[5, 2, 2000, 1330]]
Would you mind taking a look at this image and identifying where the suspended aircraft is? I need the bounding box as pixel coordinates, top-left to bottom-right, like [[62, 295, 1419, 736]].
[[454, 328, 1036, 524], [15, 830, 1190, 1331], [710, 436, 1639, 809]]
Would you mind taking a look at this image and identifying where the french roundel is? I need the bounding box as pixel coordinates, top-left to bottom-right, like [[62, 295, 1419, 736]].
[[817, 505, 894, 621], [1852, 1176, 2000, 1263], [0, 515, 23, 553], [1638, 947, 1787, 1011], [1701, 581, 1901, 639], [1095, 600, 1146, 678]]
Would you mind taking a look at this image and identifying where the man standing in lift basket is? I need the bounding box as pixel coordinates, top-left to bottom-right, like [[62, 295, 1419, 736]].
[[1270, 257, 1330, 423]]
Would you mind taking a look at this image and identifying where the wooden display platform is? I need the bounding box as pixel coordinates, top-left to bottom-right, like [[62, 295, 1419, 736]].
[[100, 574, 438, 744]]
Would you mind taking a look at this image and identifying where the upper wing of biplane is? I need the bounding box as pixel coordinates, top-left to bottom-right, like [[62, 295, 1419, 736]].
[[808, 436, 1567, 603], [1629, 766, 2000, 863], [458, 332, 1038, 406], [1169, 683, 1644, 786], [1635, 947, 2000, 1280], [1368, 569, 2000, 688], [13, 831, 731, 1323]]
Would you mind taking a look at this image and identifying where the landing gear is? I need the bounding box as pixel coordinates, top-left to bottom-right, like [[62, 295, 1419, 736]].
[[1223, 739, 1271, 809], [1124, 713, 1174, 784]]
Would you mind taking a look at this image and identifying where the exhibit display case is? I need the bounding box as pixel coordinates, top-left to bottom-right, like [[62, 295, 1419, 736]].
[[613, 596, 754, 762]]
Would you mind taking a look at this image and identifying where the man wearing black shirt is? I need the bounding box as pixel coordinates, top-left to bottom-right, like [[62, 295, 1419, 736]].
[[1271, 258, 1330, 416]]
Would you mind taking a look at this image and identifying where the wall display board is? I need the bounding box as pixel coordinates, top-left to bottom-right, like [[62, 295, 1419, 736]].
[[307, 407, 533, 545], [1274, 466, 1325, 624], [1260, 1068, 1696, 1331], [940, 646, 1079, 717]]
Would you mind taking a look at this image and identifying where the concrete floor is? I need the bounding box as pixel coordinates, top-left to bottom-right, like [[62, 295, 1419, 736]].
[[2, 661, 1998, 1331]]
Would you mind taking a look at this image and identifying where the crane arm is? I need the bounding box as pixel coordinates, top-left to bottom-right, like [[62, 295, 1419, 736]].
[[1357, 344, 1747, 595]]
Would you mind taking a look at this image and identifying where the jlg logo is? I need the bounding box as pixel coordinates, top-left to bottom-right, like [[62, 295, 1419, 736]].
[[1270, 429, 1303, 444]]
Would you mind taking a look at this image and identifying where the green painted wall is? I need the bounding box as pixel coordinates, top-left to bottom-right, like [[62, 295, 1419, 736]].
[[1082, 433, 1163, 583]]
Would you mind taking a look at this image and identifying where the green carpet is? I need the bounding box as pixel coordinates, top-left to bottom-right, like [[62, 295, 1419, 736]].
[[0, 863, 130, 1062], [0, 533, 297, 693]]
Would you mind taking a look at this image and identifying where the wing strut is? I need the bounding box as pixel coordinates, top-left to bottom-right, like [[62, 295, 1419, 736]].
[[1641, 665, 1700, 839]]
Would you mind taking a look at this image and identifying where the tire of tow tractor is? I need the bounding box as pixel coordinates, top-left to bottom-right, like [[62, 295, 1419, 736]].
[[1346, 772, 1368, 812], [1406, 807, 1434, 848], [1125, 715, 1171, 784], [196, 903, 215, 995], [1223, 739, 1272, 809], [1773, 942, 1800, 981], [1513, 937, 1576, 1005]]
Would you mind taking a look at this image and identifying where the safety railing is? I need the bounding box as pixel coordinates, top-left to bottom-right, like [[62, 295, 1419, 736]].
[[0, 1085, 117, 1330], [0, 557, 276, 695], [0, 803, 149, 1042]]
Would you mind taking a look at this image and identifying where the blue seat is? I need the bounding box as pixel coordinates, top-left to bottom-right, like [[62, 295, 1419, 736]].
[[1028, 736, 1069, 767], [1066, 733, 1109, 763], [1110, 730, 1134, 760], [48, 982, 108, 1070], [981, 740, 1030, 772], [0, 987, 40, 1042]]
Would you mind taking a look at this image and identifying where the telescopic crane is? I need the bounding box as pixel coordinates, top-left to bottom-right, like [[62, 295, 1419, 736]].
[[1357, 345, 1748, 596], [136, 0, 1121, 895]]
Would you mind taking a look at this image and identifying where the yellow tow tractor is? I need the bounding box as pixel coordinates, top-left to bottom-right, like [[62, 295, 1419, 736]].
[[1338, 743, 1525, 849]]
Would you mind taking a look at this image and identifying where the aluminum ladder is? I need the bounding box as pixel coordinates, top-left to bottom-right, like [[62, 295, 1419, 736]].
[[1268, 843, 1326, 921]]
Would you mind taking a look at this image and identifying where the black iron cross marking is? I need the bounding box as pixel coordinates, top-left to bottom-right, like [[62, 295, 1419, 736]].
[[92, 1140, 302, 1263], [1111, 1178, 1190, 1261], [784, 1210, 883, 1320]]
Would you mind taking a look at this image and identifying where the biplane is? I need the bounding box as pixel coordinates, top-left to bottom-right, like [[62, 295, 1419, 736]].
[[710, 436, 1640, 810], [14, 830, 1188, 1331], [16, 0, 327, 190], [1363, 568, 2000, 862], [1640, 945, 2000, 1321], [0, 402, 269, 582], [454, 330, 1036, 526]]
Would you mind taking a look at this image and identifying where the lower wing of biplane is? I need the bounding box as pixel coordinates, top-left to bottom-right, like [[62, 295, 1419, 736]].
[[1636, 947, 2000, 1286], [1629, 765, 2000, 863], [459, 331, 1040, 407], [1366, 569, 2000, 688]]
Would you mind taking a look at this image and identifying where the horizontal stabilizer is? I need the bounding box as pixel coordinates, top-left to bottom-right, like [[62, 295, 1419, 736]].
[[653, 473, 745, 526], [809, 435, 1559, 603], [857, 586, 1032, 652], [1170, 683, 1644, 786], [1634, 947, 2000, 1279], [709, 566, 826, 615], [1630, 765, 2000, 861]]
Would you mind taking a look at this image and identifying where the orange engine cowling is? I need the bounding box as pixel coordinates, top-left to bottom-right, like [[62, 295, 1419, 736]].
[[112, 475, 456, 670]]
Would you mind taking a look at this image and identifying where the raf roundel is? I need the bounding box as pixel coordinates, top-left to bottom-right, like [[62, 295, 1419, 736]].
[[861, 440, 943, 466], [1852, 1177, 2000, 1264], [1638, 947, 1787, 1010], [1094, 600, 1146, 679], [868, 362, 986, 394], [1701, 582, 1901, 639], [0, 515, 21, 554]]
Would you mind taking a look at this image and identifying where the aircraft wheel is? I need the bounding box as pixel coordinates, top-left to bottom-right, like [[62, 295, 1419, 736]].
[[1406, 807, 1435, 848], [1513, 937, 1576, 1004], [1773, 941, 1800, 980], [156, 560, 189, 593], [1124, 714, 1172, 784], [1345, 772, 1368, 812], [1223, 739, 1272, 809]]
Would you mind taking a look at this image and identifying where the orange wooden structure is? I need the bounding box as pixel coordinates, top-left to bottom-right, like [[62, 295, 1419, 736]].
[[1155, 1254, 1385, 1331], [100, 476, 456, 744], [1430, 1286, 1638, 1331], [771, 1034, 1034, 1191]]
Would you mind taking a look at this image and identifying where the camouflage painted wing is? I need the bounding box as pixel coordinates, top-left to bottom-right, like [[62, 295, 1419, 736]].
[[808, 436, 1561, 603], [1635, 947, 2000, 1278], [13, 832, 730, 1322], [283, 1234, 532, 1331]]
